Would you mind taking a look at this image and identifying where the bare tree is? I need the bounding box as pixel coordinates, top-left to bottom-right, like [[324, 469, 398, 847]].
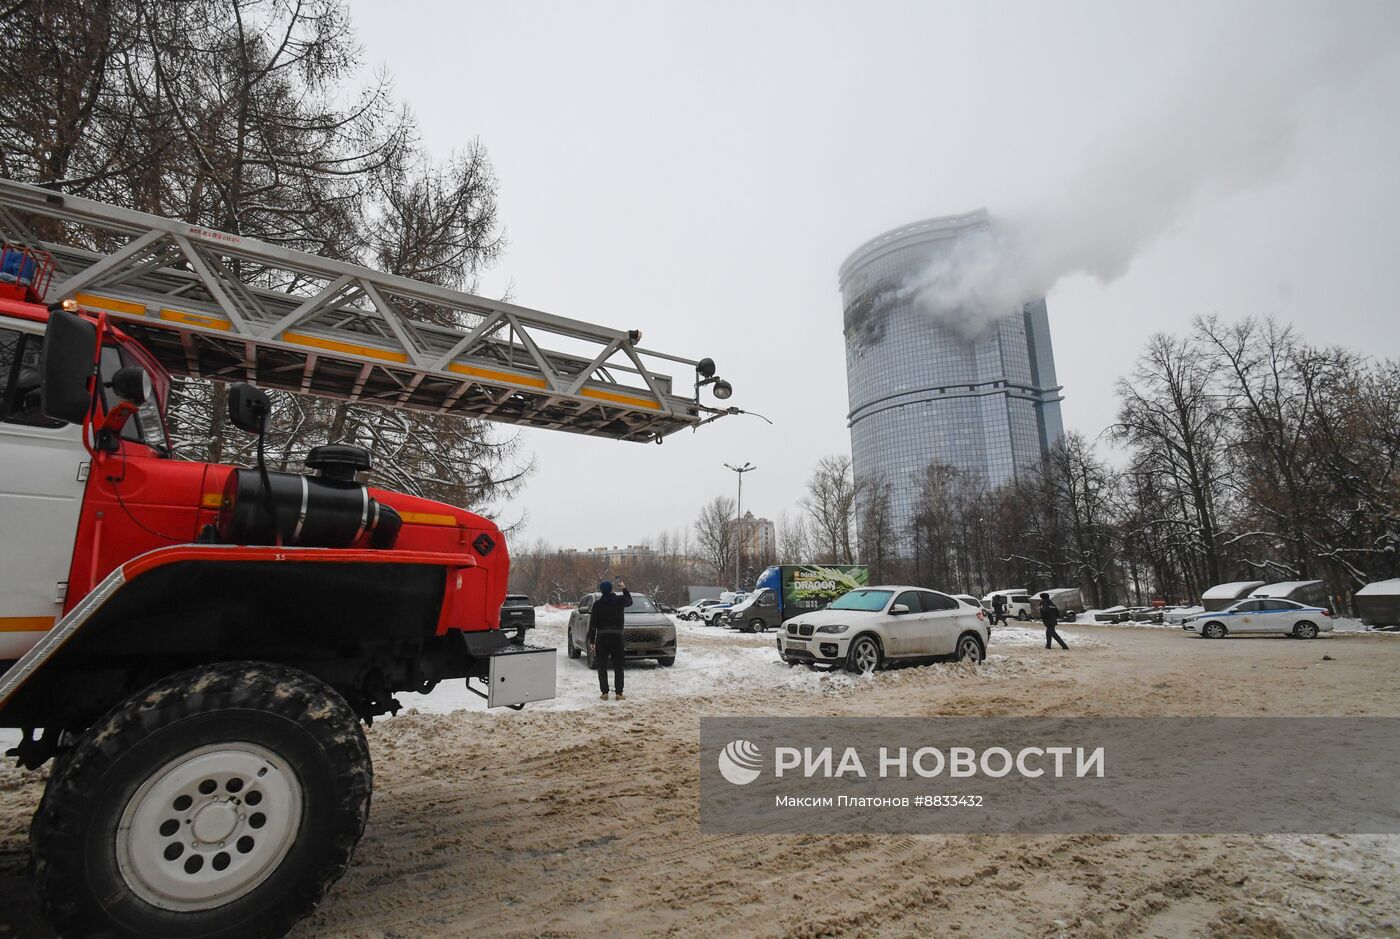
[[856, 473, 897, 584], [3, 1, 530, 518], [1044, 433, 1120, 606], [695, 496, 737, 584], [803, 454, 859, 562], [776, 509, 810, 564], [1110, 333, 1232, 595]]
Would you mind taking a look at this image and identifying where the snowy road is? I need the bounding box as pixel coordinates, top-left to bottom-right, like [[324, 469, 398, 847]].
[[5, 615, 1400, 938]]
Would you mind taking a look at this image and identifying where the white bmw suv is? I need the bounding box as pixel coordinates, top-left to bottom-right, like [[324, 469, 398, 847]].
[[777, 586, 989, 674]]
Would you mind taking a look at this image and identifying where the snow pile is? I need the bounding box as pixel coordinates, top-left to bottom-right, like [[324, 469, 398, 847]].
[[1079, 609, 1177, 629]]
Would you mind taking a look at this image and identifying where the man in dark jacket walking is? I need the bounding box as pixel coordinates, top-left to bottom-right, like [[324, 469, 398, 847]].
[[1040, 592, 1068, 649], [991, 593, 1009, 627], [588, 580, 632, 699]]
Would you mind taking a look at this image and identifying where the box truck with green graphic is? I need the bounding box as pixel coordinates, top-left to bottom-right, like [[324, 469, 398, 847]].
[[723, 564, 869, 632]]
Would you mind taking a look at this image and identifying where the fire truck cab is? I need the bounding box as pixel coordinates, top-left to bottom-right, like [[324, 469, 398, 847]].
[[0, 177, 733, 938]]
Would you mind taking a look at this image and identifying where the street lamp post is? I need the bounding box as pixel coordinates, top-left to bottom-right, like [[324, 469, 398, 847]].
[[724, 462, 756, 591]]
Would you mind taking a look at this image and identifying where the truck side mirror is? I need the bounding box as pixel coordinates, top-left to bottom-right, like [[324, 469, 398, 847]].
[[110, 365, 151, 405], [227, 382, 271, 434], [40, 309, 98, 424]]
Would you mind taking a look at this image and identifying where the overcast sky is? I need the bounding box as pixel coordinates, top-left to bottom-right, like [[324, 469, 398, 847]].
[[349, 0, 1400, 551]]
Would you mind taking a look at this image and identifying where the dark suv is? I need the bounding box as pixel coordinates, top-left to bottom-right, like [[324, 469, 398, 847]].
[[501, 594, 536, 641]]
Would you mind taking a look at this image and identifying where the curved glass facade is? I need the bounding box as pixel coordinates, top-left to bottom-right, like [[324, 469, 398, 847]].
[[839, 213, 1064, 549]]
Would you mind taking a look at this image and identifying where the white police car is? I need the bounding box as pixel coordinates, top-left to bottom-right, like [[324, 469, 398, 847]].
[[1184, 597, 1333, 639]]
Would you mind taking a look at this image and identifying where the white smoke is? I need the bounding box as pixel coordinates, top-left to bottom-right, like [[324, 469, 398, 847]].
[[901, 2, 1400, 336]]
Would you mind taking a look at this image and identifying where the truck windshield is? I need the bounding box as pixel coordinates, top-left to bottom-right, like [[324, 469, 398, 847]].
[[828, 589, 893, 612]]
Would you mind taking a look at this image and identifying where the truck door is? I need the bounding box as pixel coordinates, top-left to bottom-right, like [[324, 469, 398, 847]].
[[0, 322, 88, 660], [756, 588, 779, 628]]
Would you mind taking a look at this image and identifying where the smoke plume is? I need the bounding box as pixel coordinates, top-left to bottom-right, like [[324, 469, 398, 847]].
[[901, 3, 1400, 336]]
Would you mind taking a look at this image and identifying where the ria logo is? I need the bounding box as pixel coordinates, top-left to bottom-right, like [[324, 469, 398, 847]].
[[718, 739, 763, 785]]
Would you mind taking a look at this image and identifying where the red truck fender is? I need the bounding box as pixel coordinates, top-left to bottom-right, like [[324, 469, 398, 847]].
[[1, 543, 482, 720]]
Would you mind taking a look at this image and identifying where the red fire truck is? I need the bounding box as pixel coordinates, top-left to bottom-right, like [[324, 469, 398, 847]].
[[0, 178, 735, 937]]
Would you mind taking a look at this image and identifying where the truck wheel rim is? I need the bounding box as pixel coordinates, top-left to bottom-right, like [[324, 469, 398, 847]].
[[116, 742, 303, 912], [959, 637, 981, 661], [853, 640, 878, 673]]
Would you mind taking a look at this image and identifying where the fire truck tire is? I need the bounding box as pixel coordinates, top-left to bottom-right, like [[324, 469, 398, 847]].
[[30, 661, 372, 939]]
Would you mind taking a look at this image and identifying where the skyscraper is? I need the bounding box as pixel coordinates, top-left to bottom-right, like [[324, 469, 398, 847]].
[[839, 211, 1064, 546]]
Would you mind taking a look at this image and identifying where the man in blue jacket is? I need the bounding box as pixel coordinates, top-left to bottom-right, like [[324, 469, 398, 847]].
[[588, 580, 632, 700]]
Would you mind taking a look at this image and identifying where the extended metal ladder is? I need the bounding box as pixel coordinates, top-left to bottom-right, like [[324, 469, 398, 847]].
[[0, 177, 722, 442]]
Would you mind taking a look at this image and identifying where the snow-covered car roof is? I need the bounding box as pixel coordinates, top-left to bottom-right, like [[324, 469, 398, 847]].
[[1201, 581, 1266, 599], [1356, 578, 1400, 597]]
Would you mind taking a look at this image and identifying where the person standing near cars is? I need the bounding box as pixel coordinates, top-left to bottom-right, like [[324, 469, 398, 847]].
[[588, 579, 632, 700], [991, 593, 1009, 627], [1040, 592, 1068, 650]]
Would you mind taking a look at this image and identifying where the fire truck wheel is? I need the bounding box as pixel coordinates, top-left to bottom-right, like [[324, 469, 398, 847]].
[[30, 661, 372, 939]]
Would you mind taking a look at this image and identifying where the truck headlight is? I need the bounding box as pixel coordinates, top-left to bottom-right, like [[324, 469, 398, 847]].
[[815, 624, 848, 634]]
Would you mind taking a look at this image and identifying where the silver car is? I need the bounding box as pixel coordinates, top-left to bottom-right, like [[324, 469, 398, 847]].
[[1184, 597, 1333, 639], [566, 593, 677, 666]]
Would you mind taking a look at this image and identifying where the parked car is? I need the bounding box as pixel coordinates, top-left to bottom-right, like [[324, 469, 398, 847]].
[[982, 588, 1034, 621], [676, 598, 726, 621], [777, 586, 988, 674], [566, 592, 677, 665], [500, 594, 535, 641], [1184, 597, 1333, 639], [703, 603, 736, 626], [1163, 605, 1205, 626], [702, 595, 747, 626]]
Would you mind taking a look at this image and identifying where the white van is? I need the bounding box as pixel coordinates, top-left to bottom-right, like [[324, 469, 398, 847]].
[[981, 589, 1034, 621]]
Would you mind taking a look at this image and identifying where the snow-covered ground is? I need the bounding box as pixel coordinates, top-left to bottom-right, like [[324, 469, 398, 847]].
[[1, 606, 1387, 754], [394, 606, 1069, 715]]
